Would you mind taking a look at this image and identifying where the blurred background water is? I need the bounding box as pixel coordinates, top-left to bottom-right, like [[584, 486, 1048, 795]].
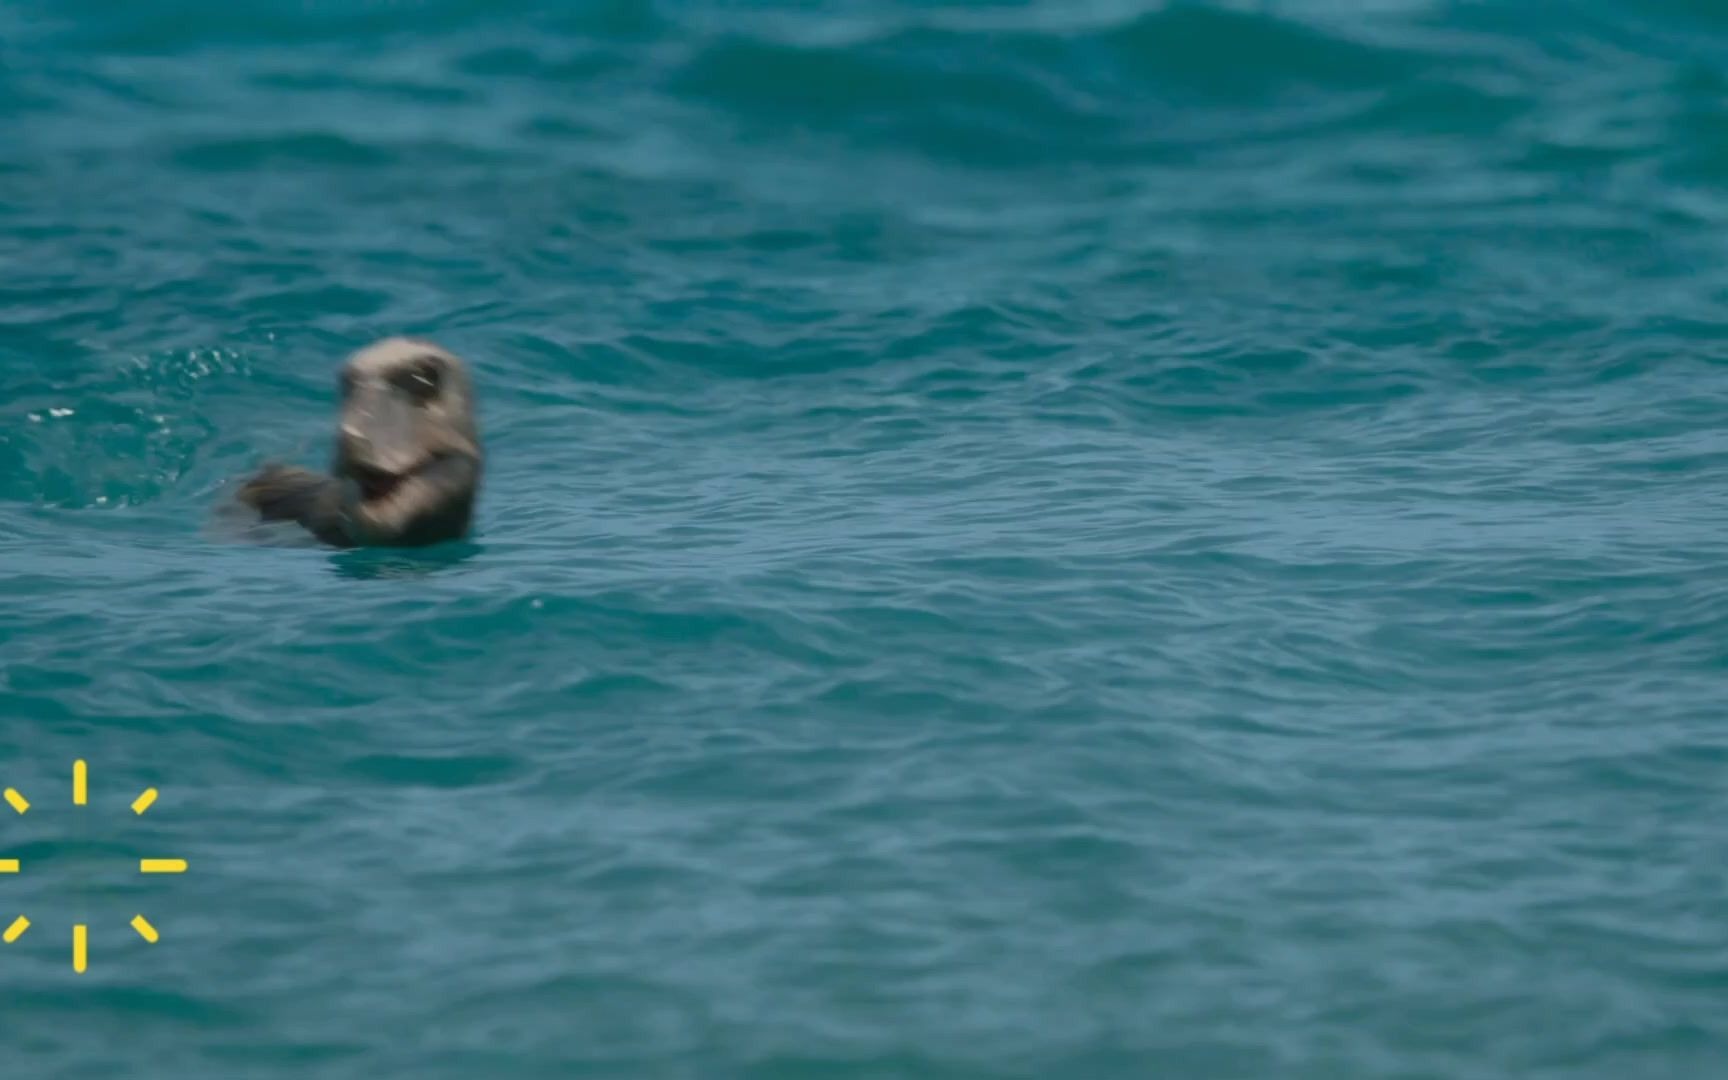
[[3, 0, 1728, 1076]]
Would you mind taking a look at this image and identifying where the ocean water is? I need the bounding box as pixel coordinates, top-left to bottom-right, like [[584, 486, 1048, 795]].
[[3, 0, 1728, 1075]]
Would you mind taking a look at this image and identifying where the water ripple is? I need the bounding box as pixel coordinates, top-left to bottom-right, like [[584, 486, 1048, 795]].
[[5, 1, 1728, 1076]]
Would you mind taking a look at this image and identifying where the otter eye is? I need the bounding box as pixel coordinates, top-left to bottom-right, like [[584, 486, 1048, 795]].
[[394, 357, 443, 403]]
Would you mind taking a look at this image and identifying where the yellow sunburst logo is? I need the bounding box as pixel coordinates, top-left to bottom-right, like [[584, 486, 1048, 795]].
[[1, 760, 188, 973]]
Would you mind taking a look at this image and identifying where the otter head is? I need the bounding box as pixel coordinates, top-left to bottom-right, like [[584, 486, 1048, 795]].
[[331, 337, 482, 546]]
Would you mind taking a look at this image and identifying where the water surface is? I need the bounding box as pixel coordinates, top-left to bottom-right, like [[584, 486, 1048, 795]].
[[3, 1, 1728, 1076]]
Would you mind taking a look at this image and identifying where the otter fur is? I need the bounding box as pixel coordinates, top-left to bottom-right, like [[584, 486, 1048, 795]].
[[235, 337, 482, 548]]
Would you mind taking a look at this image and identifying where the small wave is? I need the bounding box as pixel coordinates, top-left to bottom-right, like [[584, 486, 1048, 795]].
[[169, 133, 445, 171], [669, 5, 1437, 165]]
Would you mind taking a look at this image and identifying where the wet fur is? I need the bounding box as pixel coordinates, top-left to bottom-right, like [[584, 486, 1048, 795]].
[[233, 338, 481, 548], [234, 464, 351, 547]]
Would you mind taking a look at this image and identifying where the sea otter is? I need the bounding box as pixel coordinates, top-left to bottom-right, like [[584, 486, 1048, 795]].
[[234, 337, 482, 548]]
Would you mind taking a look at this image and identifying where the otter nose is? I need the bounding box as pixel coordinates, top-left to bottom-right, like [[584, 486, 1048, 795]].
[[339, 392, 422, 476]]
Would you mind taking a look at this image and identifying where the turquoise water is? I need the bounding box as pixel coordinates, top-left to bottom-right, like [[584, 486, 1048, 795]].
[[4, 0, 1728, 1075]]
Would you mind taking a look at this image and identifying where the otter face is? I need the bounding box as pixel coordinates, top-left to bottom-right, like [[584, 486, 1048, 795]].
[[330, 337, 482, 546]]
